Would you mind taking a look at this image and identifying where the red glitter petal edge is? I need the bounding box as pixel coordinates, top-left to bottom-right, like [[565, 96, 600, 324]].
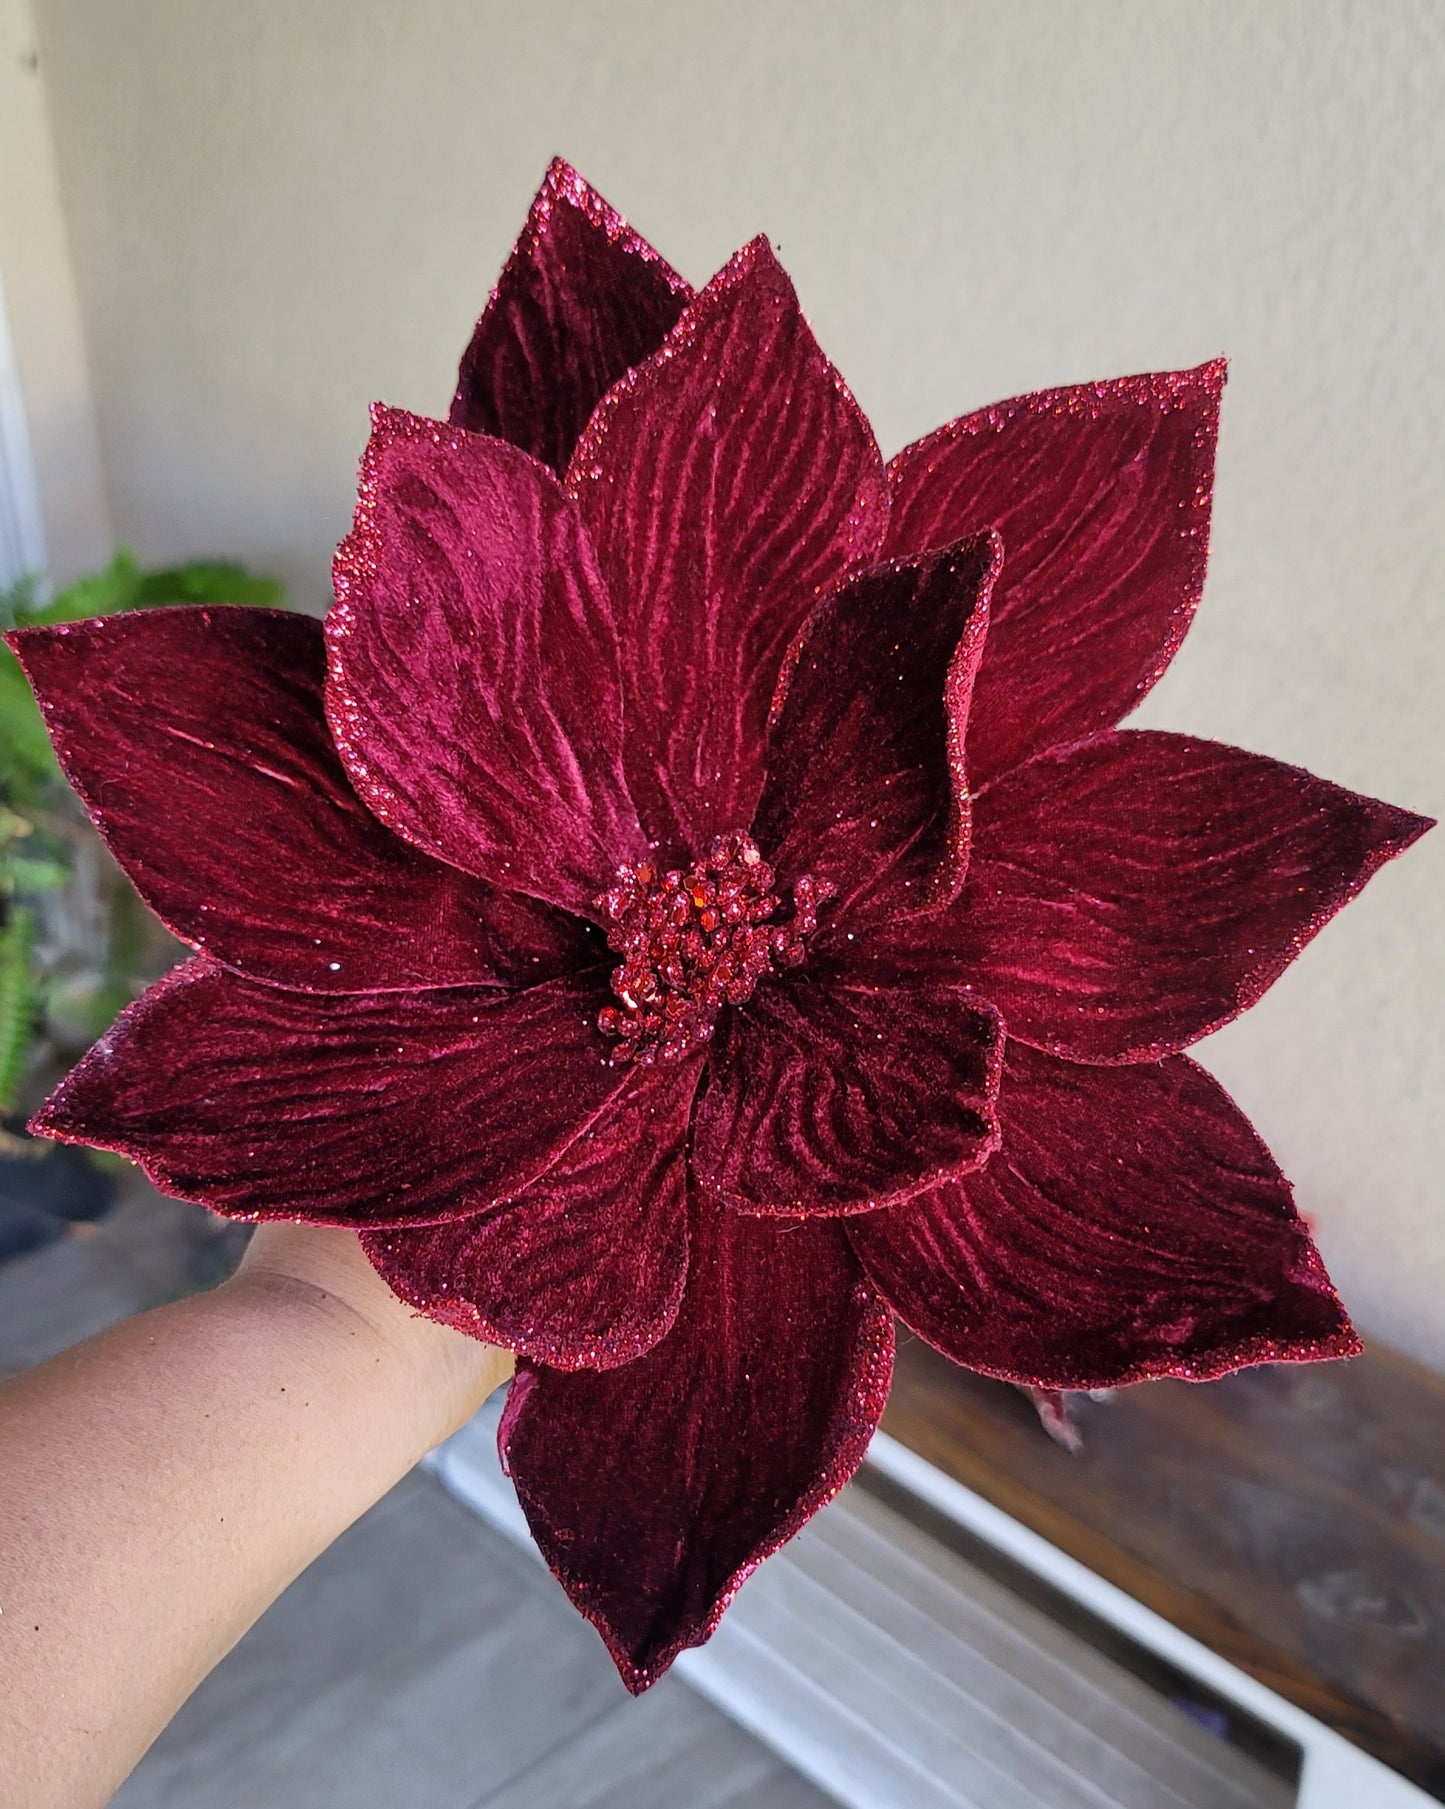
[[755, 532, 1001, 931], [885, 361, 1225, 790], [327, 404, 647, 916], [960, 731, 1436, 1063], [4, 608, 588, 994], [564, 234, 890, 864], [360, 1060, 697, 1370], [32, 958, 630, 1229], [692, 973, 1005, 1216], [498, 1211, 895, 1692], [450, 156, 692, 475], [848, 1046, 1362, 1390]]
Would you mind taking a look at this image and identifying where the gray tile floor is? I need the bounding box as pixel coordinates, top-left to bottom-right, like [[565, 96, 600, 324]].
[[0, 1181, 834, 1808]]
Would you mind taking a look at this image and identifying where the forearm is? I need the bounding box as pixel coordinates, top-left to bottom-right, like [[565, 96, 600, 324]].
[[0, 1225, 511, 1809]]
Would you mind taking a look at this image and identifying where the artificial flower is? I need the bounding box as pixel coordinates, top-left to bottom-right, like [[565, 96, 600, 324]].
[[10, 159, 1430, 1690]]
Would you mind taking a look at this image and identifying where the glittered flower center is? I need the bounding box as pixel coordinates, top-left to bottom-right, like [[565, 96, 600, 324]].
[[596, 832, 826, 1065]]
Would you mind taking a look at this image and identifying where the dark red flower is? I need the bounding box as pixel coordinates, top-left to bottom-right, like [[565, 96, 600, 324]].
[[10, 159, 1431, 1692]]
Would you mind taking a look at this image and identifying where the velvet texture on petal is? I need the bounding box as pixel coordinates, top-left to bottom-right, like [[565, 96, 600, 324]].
[[691, 957, 1003, 1215], [362, 1060, 697, 1369], [499, 1202, 894, 1691], [848, 1043, 1360, 1389], [6, 608, 590, 992], [328, 408, 647, 917], [451, 157, 692, 476], [752, 534, 998, 930], [34, 961, 626, 1226], [568, 237, 889, 864], [873, 730, 1432, 1062], [886, 365, 1223, 788]]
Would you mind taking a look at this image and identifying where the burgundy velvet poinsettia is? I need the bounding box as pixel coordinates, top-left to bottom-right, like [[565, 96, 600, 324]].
[[11, 159, 1431, 1692]]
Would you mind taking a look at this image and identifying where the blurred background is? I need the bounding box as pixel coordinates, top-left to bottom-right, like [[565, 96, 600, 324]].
[[0, 4, 1441, 1806]]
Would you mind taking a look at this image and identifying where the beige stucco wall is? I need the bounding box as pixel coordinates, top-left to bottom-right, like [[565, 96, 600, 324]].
[[0, 0, 111, 579], [21, 0, 1445, 1368]]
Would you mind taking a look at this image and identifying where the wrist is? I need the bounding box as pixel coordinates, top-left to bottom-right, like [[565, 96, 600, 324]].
[[229, 1223, 513, 1451]]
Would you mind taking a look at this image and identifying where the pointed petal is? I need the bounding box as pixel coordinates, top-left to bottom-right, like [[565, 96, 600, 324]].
[[848, 1043, 1359, 1389], [870, 730, 1432, 1063], [451, 158, 691, 476], [753, 535, 998, 930], [568, 239, 890, 862], [691, 958, 1003, 1215], [33, 961, 627, 1227], [327, 409, 647, 916], [6, 608, 590, 992], [362, 1060, 697, 1369], [886, 364, 1224, 787], [499, 1202, 893, 1690]]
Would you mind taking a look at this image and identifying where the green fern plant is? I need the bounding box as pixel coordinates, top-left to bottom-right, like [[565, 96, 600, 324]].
[[0, 903, 36, 1116]]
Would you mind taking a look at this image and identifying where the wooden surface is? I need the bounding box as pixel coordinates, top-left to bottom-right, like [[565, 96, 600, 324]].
[[882, 1335, 1445, 1798]]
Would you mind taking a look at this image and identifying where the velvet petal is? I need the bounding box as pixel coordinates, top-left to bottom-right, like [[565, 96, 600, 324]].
[[328, 408, 647, 917], [33, 961, 627, 1227], [691, 959, 1003, 1215], [848, 1043, 1360, 1389], [499, 1202, 894, 1690], [7, 608, 591, 992], [567, 238, 890, 863], [754, 536, 998, 929], [870, 730, 1432, 1063], [450, 158, 692, 476], [886, 365, 1223, 788], [362, 1059, 697, 1370]]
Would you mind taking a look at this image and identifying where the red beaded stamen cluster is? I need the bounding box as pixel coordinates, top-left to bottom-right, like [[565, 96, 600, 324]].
[[596, 833, 827, 1065]]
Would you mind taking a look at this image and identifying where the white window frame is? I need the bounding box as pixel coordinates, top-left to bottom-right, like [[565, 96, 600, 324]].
[[0, 264, 48, 591]]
